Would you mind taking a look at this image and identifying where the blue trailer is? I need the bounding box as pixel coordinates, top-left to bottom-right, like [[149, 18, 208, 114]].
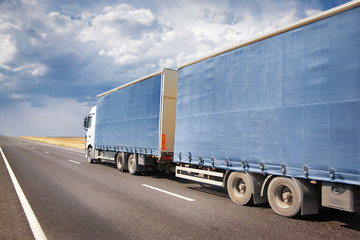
[[84, 68, 177, 174], [174, 1, 360, 216]]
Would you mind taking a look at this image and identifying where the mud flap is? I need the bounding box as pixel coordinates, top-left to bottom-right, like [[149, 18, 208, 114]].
[[293, 178, 319, 215]]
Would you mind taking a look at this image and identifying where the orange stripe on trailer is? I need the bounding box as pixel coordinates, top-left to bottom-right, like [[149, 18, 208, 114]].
[[161, 134, 166, 150]]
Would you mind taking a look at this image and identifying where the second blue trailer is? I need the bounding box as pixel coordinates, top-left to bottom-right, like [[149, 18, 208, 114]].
[[174, 1, 360, 217]]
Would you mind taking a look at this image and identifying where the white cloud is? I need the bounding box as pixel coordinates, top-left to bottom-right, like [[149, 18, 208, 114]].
[[29, 64, 47, 76], [0, 34, 16, 68], [101, 4, 156, 26], [158, 58, 175, 69], [10, 93, 25, 99], [79, 4, 159, 43], [149, 0, 302, 65], [0, 4, 68, 74], [78, 4, 168, 67], [199, 8, 239, 25], [47, 11, 76, 34], [305, 9, 322, 17], [8, 62, 47, 76], [0, 18, 22, 32]]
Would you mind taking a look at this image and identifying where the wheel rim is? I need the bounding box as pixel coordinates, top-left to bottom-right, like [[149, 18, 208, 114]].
[[267, 177, 301, 217], [87, 148, 92, 162], [227, 172, 252, 205], [129, 157, 135, 171], [274, 185, 294, 209], [233, 178, 246, 198], [116, 155, 123, 169]]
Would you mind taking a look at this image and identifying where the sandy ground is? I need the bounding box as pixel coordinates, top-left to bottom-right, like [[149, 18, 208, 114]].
[[20, 137, 85, 149]]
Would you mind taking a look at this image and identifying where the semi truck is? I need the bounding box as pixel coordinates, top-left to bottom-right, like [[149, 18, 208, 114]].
[[84, 0, 360, 217], [84, 68, 178, 174]]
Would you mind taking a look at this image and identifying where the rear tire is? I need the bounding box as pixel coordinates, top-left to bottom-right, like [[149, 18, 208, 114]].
[[227, 172, 253, 205], [87, 147, 94, 163], [128, 154, 138, 175], [116, 153, 126, 172], [267, 177, 301, 217]]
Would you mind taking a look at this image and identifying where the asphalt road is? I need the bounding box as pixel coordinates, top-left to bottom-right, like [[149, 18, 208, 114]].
[[1, 136, 360, 240]]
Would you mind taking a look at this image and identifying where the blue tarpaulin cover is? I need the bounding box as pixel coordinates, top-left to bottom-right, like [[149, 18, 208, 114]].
[[174, 7, 360, 185], [95, 74, 162, 156]]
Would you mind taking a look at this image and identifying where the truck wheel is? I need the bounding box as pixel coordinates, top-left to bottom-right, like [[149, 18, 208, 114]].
[[227, 172, 253, 205], [116, 153, 126, 172], [267, 177, 301, 217], [128, 154, 138, 175], [87, 147, 94, 163]]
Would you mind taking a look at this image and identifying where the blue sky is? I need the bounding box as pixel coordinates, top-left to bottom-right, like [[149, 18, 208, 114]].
[[0, 0, 352, 136]]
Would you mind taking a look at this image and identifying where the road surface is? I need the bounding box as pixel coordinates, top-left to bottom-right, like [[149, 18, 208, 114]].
[[1, 136, 359, 239]]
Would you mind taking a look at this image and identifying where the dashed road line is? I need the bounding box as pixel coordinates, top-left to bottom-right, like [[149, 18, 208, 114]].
[[0, 146, 47, 240], [68, 159, 80, 165], [142, 184, 195, 202]]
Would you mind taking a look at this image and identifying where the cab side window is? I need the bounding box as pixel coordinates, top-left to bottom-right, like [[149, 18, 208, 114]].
[[88, 116, 92, 128]]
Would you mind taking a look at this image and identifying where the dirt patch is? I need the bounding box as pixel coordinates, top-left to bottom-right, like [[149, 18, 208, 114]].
[[20, 137, 85, 149]]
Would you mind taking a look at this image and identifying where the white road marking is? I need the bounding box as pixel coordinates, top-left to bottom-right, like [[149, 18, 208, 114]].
[[142, 184, 195, 202], [43, 151, 49, 154], [68, 159, 80, 165], [0, 146, 47, 240]]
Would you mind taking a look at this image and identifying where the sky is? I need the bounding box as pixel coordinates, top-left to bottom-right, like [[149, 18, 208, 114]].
[[0, 0, 352, 136]]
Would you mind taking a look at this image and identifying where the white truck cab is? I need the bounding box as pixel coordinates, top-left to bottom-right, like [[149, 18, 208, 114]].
[[83, 106, 96, 161]]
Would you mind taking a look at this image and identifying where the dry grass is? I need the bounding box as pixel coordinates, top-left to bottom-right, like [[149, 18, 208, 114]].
[[20, 137, 85, 149]]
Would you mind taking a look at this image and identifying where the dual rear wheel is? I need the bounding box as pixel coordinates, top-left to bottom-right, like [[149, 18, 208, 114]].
[[227, 172, 302, 217], [115, 153, 138, 175]]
